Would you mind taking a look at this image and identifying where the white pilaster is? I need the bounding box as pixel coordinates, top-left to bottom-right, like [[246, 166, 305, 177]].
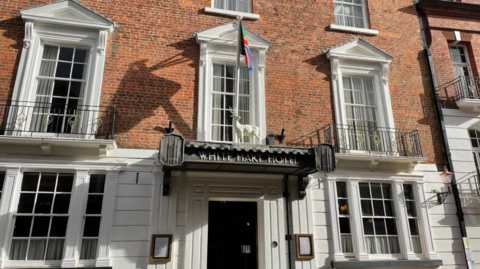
[[415, 182, 438, 259], [327, 180, 345, 261], [349, 180, 369, 261], [95, 170, 119, 267], [62, 169, 89, 268], [0, 168, 21, 269], [393, 182, 416, 259]]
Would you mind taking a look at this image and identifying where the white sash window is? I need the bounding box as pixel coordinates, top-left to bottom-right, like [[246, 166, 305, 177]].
[[213, 0, 251, 13], [333, 0, 367, 28]]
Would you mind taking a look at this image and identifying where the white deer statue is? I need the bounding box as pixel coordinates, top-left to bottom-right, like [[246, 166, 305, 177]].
[[228, 107, 261, 144]]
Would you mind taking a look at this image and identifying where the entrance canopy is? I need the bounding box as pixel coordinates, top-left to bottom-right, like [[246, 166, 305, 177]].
[[159, 134, 335, 175]]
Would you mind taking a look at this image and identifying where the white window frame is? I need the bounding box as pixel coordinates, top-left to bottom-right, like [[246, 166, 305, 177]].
[[0, 169, 118, 268], [10, 2, 114, 139], [205, 0, 260, 20], [449, 44, 473, 78], [327, 174, 438, 262], [209, 59, 255, 143], [196, 23, 269, 143], [330, 0, 378, 36]]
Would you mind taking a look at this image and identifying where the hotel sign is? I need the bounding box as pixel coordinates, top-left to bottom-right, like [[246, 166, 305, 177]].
[[193, 150, 302, 165]]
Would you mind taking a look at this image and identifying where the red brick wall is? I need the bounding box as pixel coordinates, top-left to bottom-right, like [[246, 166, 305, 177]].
[[0, 0, 444, 164]]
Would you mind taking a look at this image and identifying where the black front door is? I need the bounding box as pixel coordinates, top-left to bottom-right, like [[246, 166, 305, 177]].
[[207, 201, 258, 269]]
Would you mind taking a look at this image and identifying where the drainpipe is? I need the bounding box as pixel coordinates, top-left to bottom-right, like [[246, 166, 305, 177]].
[[283, 175, 293, 269], [415, 2, 470, 267]]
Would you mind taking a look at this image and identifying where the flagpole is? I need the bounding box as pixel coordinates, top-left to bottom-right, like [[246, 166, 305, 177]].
[[235, 15, 243, 143]]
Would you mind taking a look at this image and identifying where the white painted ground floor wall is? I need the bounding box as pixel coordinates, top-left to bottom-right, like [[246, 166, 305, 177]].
[[0, 148, 477, 269], [443, 108, 480, 269]]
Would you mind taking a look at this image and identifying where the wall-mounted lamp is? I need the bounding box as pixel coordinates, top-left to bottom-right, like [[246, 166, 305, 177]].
[[437, 166, 453, 204]]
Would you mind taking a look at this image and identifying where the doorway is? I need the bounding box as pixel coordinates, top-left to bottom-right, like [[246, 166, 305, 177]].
[[207, 201, 258, 269]]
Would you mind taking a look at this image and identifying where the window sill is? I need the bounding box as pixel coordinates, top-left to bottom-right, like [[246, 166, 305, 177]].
[[204, 7, 260, 20], [331, 259, 443, 268], [329, 24, 379, 36]]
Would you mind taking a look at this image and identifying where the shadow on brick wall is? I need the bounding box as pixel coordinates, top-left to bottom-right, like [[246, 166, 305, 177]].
[[0, 17, 25, 100]]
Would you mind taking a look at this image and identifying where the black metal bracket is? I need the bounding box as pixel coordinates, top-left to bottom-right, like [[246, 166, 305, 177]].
[[277, 129, 286, 145], [162, 170, 171, 196], [298, 175, 309, 200], [165, 121, 175, 134], [285, 234, 292, 241], [437, 186, 451, 204]]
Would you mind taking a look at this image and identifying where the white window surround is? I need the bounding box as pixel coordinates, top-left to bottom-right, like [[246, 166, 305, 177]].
[[325, 172, 438, 262], [0, 167, 119, 269], [195, 22, 269, 143], [329, 24, 379, 36], [325, 38, 395, 131], [9, 1, 114, 140]]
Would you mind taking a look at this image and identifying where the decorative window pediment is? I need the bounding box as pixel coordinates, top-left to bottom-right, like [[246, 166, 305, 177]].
[[20, 0, 114, 32], [324, 38, 393, 63], [196, 22, 270, 50]]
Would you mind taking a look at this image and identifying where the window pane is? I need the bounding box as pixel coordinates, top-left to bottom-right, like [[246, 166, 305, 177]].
[[338, 199, 348, 215], [409, 219, 419, 235], [17, 193, 35, 213], [74, 49, 88, 63], [13, 216, 33, 237], [80, 239, 98, 260], [52, 80, 69, 97], [404, 184, 414, 200], [46, 239, 64, 260], [363, 218, 374, 235], [59, 47, 74, 61], [339, 218, 351, 233], [35, 194, 54, 214], [361, 200, 372, 216], [53, 194, 71, 214], [9, 239, 28, 260], [374, 219, 387, 235], [406, 201, 416, 217], [71, 64, 86, 79], [43, 45, 58, 60], [469, 129, 476, 138], [39, 174, 56, 192], [22, 173, 39, 191], [89, 175, 106, 194], [471, 139, 478, 148], [27, 239, 46, 260], [86, 195, 103, 214], [384, 201, 394, 217], [373, 200, 385, 216], [56, 174, 74, 192], [386, 219, 398, 235], [226, 65, 235, 78], [359, 183, 370, 198], [336, 182, 347, 198], [83, 217, 101, 237], [31, 216, 50, 237], [371, 183, 382, 198], [382, 184, 391, 199], [55, 62, 72, 78], [50, 217, 68, 237]]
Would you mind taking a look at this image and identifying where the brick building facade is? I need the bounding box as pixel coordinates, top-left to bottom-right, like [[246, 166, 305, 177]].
[[0, 0, 475, 269]]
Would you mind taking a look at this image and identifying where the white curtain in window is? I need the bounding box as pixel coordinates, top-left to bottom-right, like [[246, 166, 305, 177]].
[[365, 237, 375, 254], [27, 239, 46, 260], [341, 235, 353, 253], [45, 239, 64, 260], [80, 239, 98, 260], [388, 237, 400, 253], [412, 237, 422, 253], [9, 239, 28, 260], [214, 0, 224, 9], [375, 237, 389, 254]]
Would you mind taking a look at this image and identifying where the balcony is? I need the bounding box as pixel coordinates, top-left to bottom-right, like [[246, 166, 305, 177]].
[[289, 124, 425, 171], [438, 76, 480, 111], [0, 100, 116, 155]]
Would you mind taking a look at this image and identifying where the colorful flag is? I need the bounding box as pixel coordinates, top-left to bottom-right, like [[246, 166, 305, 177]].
[[238, 20, 253, 75]]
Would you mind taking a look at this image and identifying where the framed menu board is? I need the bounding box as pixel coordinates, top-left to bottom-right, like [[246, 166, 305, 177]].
[[295, 234, 315, 259], [150, 234, 173, 263]]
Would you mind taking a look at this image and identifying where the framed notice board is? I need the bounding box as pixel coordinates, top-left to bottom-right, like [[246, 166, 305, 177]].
[[150, 234, 173, 263], [295, 234, 315, 259]]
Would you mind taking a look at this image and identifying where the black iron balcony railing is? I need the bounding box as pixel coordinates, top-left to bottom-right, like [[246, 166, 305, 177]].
[[438, 76, 480, 104], [0, 100, 115, 139], [289, 124, 423, 157]]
